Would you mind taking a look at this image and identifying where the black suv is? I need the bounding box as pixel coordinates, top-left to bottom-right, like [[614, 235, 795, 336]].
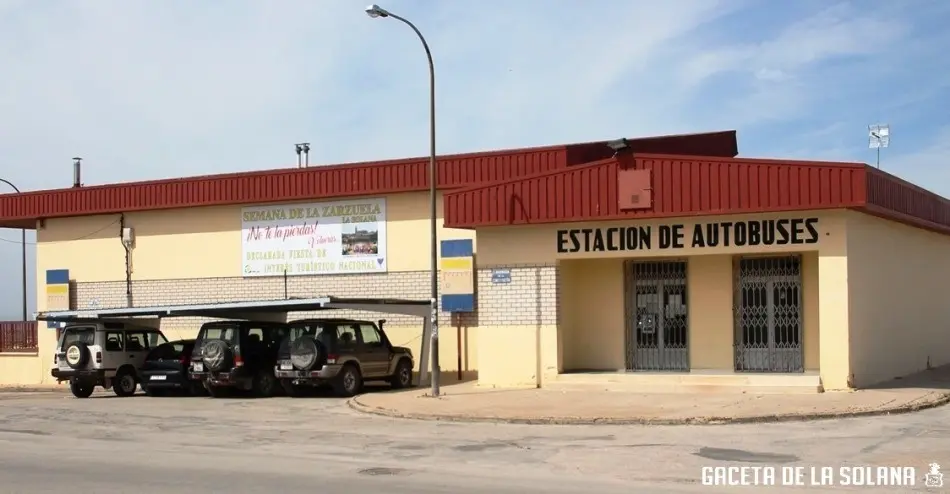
[[189, 320, 289, 397], [275, 318, 414, 397]]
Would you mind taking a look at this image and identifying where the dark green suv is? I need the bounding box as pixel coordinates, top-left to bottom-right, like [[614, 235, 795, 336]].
[[275, 318, 414, 397], [189, 320, 290, 397]]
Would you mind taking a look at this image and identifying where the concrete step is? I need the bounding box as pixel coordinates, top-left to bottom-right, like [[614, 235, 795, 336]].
[[551, 372, 822, 394]]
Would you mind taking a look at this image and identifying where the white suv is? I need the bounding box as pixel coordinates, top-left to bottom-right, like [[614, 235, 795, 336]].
[[51, 321, 169, 398]]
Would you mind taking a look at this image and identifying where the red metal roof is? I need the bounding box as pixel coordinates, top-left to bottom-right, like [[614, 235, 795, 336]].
[[443, 153, 950, 236], [0, 131, 738, 229]]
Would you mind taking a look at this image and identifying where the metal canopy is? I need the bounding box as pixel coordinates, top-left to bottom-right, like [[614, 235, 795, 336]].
[[34, 296, 431, 321], [34, 296, 434, 386]]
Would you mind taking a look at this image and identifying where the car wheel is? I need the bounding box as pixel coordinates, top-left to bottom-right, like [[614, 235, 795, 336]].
[[389, 358, 414, 389], [332, 364, 362, 398], [252, 371, 278, 398], [69, 379, 95, 398], [113, 370, 138, 397]]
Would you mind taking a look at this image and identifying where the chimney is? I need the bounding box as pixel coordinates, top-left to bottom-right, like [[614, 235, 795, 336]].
[[72, 157, 82, 187], [295, 143, 311, 167]]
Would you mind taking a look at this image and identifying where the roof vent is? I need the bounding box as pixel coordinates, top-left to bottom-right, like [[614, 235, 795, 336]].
[[72, 157, 82, 187], [295, 143, 311, 168]]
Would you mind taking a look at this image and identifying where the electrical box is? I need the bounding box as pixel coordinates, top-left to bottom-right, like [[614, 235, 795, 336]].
[[121, 227, 135, 247], [617, 168, 653, 211]]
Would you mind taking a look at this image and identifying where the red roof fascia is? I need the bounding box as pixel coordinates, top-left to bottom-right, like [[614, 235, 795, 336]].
[[855, 167, 950, 235], [443, 153, 871, 229], [0, 143, 573, 229], [0, 131, 744, 229]]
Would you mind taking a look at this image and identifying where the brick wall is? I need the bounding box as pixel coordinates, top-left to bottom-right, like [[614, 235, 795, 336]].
[[72, 263, 559, 334], [474, 264, 559, 326]]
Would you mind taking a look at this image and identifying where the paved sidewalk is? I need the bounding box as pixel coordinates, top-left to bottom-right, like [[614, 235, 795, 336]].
[[0, 383, 67, 396], [349, 366, 950, 425]]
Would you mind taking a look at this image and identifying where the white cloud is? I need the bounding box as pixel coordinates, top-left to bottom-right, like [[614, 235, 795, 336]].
[[0, 0, 946, 318]]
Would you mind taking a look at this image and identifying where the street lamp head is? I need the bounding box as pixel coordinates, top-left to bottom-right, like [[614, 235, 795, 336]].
[[365, 4, 390, 18]]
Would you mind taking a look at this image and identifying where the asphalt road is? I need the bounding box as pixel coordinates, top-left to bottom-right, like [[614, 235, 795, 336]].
[[0, 388, 947, 493]]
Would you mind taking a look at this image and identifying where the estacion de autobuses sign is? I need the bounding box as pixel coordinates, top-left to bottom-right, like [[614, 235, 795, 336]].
[[556, 217, 819, 253]]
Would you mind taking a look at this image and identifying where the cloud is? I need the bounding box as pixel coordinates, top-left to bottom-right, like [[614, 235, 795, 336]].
[[0, 0, 947, 318]]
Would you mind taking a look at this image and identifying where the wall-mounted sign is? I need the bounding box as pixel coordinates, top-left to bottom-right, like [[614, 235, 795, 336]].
[[241, 198, 387, 276], [440, 239, 475, 313], [45, 269, 70, 329], [556, 218, 819, 253], [491, 269, 512, 284]]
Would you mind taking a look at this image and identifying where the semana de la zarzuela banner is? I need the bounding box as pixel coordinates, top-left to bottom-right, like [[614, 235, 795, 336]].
[[241, 198, 387, 276]]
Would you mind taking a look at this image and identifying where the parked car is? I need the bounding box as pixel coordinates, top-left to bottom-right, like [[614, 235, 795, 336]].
[[188, 320, 289, 398], [140, 339, 206, 396], [51, 320, 169, 398], [275, 318, 414, 397]]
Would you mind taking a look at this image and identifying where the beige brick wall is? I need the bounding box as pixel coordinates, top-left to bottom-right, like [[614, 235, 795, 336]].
[[75, 271, 434, 337], [72, 264, 559, 338], [473, 264, 559, 326]]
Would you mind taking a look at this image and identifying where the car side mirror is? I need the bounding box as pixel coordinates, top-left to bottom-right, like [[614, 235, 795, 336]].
[[378, 319, 386, 331]]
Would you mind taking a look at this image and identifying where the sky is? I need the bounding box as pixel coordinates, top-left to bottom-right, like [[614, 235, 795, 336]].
[[1, 0, 949, 320]]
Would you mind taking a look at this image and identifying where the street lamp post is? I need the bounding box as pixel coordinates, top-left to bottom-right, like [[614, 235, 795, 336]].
[[365, 4, 441, 397], [0, 179, 27, 321]]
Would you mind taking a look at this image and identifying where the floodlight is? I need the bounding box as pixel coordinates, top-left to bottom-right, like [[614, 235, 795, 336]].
[[606, 138, 631, 153], [365, 4, 390, 18]]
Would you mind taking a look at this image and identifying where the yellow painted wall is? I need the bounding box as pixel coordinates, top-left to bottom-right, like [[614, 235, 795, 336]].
[[5, 191, 477, 386], [476, 325, 558, 388], [687, 255, 734, 370], [34, 191, 474, 282], [384, 322, 479, 379], [816, 215, 851, 390], [845, 211, 950, 387], [559, 258, 626, 371], [0, 353, 48, 386], [18, 201, 946, 393]]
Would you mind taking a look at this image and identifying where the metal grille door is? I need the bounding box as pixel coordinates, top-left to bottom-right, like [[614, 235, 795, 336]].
[[734, 256, 803, 373], [625, 261, 689, 371]]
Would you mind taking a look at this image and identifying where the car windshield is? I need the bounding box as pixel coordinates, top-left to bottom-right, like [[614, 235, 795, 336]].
[[290, 322, 328, 341], [60, 328, 95, 348], [149, 332, 169, 347], [200, 325, 238, 343], [288, 322, 338, 345]]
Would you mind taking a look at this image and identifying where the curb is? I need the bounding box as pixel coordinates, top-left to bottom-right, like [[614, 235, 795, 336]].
[[346, 391, 950, 426]]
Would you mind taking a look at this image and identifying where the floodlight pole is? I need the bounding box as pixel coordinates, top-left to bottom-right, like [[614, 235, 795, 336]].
[[0, 178, 28, 321], [876, 146, 880, 168], [366, 5, 441, 397]]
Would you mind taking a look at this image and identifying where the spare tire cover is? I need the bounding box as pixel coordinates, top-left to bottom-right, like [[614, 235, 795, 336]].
[[290, 336, 320, 370], [201, 339, 231, 372], [65, 341, 90, 369]]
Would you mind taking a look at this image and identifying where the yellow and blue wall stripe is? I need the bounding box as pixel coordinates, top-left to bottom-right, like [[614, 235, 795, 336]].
[[440, 239, 475, 312], [45, 269, 70, 329]]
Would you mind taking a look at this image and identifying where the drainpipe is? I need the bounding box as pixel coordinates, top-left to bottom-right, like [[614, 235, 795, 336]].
[[119, 215, 134, 307]]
